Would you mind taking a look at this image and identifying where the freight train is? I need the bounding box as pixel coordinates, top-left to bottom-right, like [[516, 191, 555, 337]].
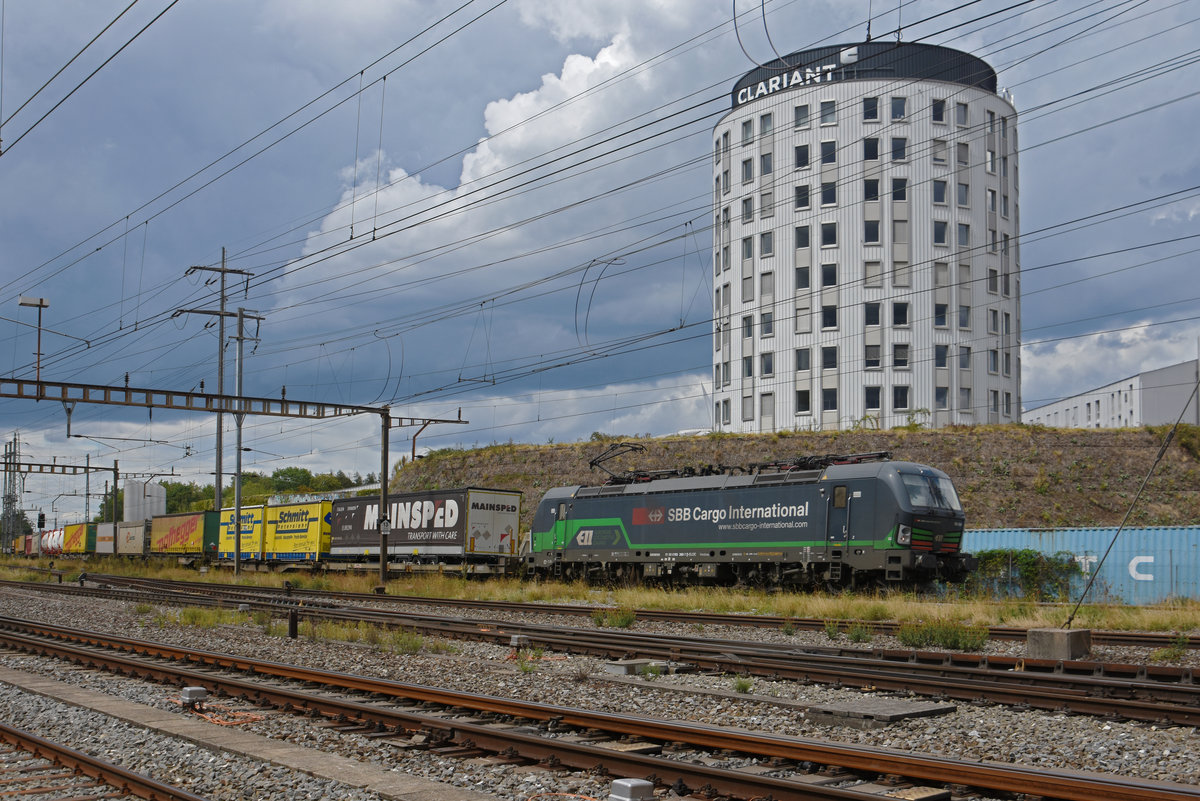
[[17, 448, 973, 588]]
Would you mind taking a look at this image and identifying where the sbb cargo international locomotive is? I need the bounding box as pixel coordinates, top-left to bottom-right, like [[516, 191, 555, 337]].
[[527, 446, 973, 588]]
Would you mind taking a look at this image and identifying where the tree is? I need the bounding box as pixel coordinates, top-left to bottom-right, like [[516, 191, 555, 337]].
[[271, 467, 314, 493], [161, 481, 214, 513]]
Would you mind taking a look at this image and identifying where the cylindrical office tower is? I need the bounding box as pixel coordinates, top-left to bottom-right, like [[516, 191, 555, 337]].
[[711, 42, 1019, 432]]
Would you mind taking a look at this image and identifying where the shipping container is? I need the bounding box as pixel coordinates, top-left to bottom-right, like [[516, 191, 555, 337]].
[[95, 523, 115, 555], [62, 523, 96, 554], [266, 501, 331, 561], [219, 505, 266, 560], [330, 488, 521, 572], [116, 521, 149, 555], [150, 511, 219, 556], [964, 526, 1200, 605]]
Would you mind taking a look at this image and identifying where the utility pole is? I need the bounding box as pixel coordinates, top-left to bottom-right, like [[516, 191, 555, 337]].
[[180, 253, 251, 514], [232, 307, 261, 577]]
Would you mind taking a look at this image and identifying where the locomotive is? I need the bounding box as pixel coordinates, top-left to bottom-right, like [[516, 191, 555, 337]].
[[526, 446, 973, 588]]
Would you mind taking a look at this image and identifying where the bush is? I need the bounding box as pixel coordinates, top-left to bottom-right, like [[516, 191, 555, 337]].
[[896, 619, 988, 651], [966, 549, 1081, 601]]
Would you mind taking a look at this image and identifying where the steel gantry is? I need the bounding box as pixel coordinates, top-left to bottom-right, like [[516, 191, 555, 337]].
[[0, 378, 467, 580]]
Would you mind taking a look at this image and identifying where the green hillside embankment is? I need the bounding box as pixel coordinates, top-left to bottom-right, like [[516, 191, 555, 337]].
[[387, 425, 1200, 532]]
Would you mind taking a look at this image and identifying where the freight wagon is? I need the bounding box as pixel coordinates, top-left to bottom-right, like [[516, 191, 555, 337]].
[[116, 521, 149, 556], [528, 449, 972, 588], [62, 523, 96, 555], [218, 504, 266, 562], [151, 512, 219, 560], [330, 488, 522, 574]]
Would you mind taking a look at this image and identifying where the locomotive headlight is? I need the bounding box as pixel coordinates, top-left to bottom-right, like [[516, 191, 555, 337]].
[[896, 525, 912, 545]]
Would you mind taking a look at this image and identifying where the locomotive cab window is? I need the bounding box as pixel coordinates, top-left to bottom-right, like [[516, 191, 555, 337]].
[[900, 474, 962, 512], [833, 486, 848, 508]]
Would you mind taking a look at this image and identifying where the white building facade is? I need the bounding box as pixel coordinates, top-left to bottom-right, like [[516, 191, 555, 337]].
[[711, 42, 1021, 432], [1023, 359, 1199, 429]]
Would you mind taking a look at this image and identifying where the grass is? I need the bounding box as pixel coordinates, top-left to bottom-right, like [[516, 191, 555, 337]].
[[732, 675, 753, 694], [1, 556, 1198, 635]]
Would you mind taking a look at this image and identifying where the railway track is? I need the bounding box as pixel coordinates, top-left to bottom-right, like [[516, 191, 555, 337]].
[[5, 577, 1197, 726], [0, 719, 207, 801], [0, 614, 1195, 801], [63, 572, 1200, 650]]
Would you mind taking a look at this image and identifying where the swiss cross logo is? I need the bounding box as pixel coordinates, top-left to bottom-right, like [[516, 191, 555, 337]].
[[633, 506, 665, 525]]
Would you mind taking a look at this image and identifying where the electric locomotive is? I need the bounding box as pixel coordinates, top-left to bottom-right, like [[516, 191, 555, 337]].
[[527, 446, 973, 588]]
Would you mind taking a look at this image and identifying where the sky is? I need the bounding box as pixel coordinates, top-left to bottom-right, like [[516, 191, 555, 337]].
[[2, 0, 1199, 524]]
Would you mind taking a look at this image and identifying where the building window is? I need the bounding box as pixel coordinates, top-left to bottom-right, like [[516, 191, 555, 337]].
[[722, 169, 729, 192], [863, 137, 879, 161], [1002, 193, 1010, 217], [865, 302, 880, 326], [894, 343, 910, 368], [820, 99, 836, 124], [893, 301, 909, 326], [935, 386, 949, 409], [892, 178, 908, 201], [796, 389, 811, 413], [1004, 351, 1012, 376], [795, 348, 810, 371], [865, 344, 881, 369], [741, 119, 753, 144], [742, 355, 753, 378], [821, 140, 837, 164], [1004, 392, 1012, 416], [864, 179, 880, 202], [821, 263, 837, 287], [795, 144, 810, 169], [760, 231, 774, 257], [822, 387, 838, 412], [742, 237, 753, 260], [821, 305, 837, 329], [959, 387, 972, 412], [794, 104, 810, 128], [821, 182, 837, 206], [893, 385, 910, 410], [864, 219, 880, 243], [760, 271, 774, 298], [890, 96, 906, 120], [931, 98, 946, 123], [760, 112, 773, 136], [821, 222, 837, 247], [986, 148, 996, 172], [795, 185, 810, 209], [956, 142, 969, 166], [761, 312, 774, 339], [959, 304, 971, 329], [865, 386, 881, 410], [822, 346, 837, 369], [743, 394, 754, 421], [760, 191, 774, 218], [760, 152, 773, 175], [957, 182, 969, 206], [956, 102, 968, 126], [794, 225, 810, 250], [988, 268, 999, 293], [761, 351, 774, 376], [865, 260, 882, 288], [934, 262, 949, 286], [741, 197, 753, 222], [721, 398, 731, 424], [795, 265, 810, 290], [959, 346, 972, 369], [743, 158, 756, 183], [863, 96, 879, 121], [989, 308, 1000, 333], [795, 304, 811, 333], [987, 188, 997, 212], [935, 344, 949, 368], [891, 137, 907, 161], [742, 314, 753, 339], [932, 140, 947, 164], [958, 223, 971, 247], [933, 180, 947, 204], [934, 303, 947, 327], [893, 260, 911, 286], [934, 221, 948, 245], [988, 349, 999, 373]]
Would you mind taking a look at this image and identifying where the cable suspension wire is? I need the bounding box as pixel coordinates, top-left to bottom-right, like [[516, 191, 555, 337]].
[[1, 0, 180, 157]]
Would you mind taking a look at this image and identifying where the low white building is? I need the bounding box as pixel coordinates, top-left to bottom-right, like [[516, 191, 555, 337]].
[[1022, 359, 1199, 428]]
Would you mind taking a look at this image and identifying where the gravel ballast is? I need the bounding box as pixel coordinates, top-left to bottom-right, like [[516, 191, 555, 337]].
[[0, 587, 1196, 799]]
